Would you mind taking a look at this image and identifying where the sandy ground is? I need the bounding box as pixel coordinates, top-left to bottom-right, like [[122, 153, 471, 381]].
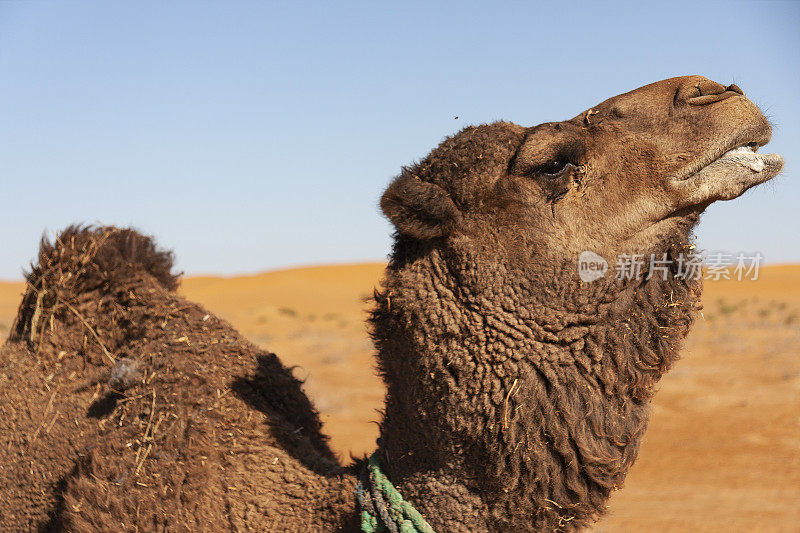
[[1, 264, 798, 531]]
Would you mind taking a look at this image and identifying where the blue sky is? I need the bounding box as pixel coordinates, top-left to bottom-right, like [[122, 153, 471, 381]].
[[0, 1, 798, 280]]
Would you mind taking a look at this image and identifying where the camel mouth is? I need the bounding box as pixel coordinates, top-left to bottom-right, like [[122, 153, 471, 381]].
[[679, 140, 780, 180], [712, 142, 783, 171], [694, 141, 784, 180], [668, 136, 784, 209]]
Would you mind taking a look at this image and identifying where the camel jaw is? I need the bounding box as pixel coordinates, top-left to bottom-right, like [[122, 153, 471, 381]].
[[669, 142, 784, 208]]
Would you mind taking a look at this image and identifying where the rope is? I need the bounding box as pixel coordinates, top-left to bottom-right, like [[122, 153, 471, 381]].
[[355, 452, 436, 533]]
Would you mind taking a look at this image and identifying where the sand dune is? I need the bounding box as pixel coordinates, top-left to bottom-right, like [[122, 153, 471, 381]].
[[1, 264, 798, 531]]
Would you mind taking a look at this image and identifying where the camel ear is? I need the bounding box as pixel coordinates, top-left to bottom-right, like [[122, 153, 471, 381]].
[[380, 174, 462, 239]]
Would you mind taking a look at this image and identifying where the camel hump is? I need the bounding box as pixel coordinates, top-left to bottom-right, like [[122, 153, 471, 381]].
[[33, 224, 178, 291], [9, 225, 180, 343]]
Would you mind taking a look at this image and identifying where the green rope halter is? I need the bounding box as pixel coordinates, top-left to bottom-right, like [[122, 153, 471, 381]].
[[355, 452, 436, 533]]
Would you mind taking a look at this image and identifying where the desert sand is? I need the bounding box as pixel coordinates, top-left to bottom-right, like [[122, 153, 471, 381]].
[[1, 264, 797, 531]]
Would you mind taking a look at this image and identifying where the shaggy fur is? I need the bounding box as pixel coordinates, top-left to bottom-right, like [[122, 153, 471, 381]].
[[371, 228, 700, 531], [0, 226, 356, 531], [0, 76, 780, 531]]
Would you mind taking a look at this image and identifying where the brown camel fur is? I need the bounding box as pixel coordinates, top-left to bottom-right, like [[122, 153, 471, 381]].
[[0, 226, 356, 531], [0, 76, 783, 531]]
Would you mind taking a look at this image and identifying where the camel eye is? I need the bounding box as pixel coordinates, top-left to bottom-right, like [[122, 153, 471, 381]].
[[536, 160, 571, 177], [512, 139, 584, 179]]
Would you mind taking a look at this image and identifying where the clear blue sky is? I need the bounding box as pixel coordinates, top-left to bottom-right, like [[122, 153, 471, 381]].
[[1, 1, 798, 280]]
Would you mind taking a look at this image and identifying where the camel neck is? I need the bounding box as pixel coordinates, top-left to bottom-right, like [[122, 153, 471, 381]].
[[369, 243, 701, 531]]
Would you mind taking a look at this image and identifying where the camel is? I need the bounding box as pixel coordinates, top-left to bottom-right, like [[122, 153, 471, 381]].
[[0, 75, 783, 532]]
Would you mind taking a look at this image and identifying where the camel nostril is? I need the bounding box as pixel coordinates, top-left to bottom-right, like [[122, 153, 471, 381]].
[[727, 83, 744, 96], [679, 78, 743, 106], [696, 79, 727, 97], [676, 78, 726, 104]]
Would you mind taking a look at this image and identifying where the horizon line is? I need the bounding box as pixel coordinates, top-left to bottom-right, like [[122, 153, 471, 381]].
[[0, 260, 799, 285]]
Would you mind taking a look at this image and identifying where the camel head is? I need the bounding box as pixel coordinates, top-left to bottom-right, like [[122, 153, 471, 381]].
[[381, 75, 783, 271]]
